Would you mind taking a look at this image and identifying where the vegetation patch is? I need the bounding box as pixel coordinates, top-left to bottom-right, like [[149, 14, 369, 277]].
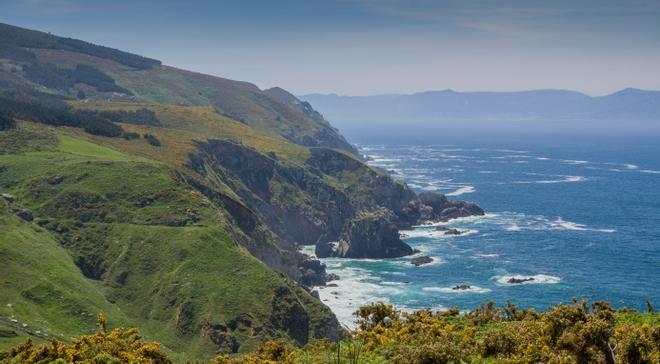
[[0, 91, 124, 137], [23, 63, 132, 94]]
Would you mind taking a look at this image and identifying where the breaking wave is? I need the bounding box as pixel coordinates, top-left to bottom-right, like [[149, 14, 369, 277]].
[[423, 286, 491, 293], [493, 274, 561, 286], [446, 185, 476, 196]]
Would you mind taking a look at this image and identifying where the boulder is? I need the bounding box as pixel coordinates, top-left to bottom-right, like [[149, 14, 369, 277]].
[[335, 210, 413, 259], [49, 175, 64, 185], [444, 228, 463, 235], [315, 240, 335, 258], [411, 256, 433, 266], [14, 208, 33, 222], [452, 284, 472, 290], [1, 193, 14, 203], [298, 257, 328, 287], [326, 273, 340, 281]]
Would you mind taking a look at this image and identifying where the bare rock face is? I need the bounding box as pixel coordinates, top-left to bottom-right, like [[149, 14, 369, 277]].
[[14, 208, 33, 222], [1, 193, 14, 203], [335, 210, 413, 259], [315, 240, 336, 258], [201, 322, 239, 354]]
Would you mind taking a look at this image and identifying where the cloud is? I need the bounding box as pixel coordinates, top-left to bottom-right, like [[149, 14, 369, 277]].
[[348, 0, 660, 46]]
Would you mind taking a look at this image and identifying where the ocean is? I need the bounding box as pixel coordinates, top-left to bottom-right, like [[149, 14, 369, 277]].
[[305, 134, 660, 326]]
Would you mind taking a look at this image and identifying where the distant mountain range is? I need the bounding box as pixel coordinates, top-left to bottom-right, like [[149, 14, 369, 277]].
[[301, 88, 660, 122]]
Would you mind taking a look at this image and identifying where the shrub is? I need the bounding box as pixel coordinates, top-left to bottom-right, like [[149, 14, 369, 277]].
[[0, 116, 16, 131], [122, 132, 140, 140], [79, 108, 161, 126], [22, 62, 132, 94], [0, 91, 124, 137], [354, 302, 399, 331], [143, 134, 161, 147], [0, 313, 171, 363]]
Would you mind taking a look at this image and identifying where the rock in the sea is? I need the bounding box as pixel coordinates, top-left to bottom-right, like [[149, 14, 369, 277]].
[[299, 257, 328, 287], [507, 277, 535, 284], [335, 210, 413, 259], [315, 240, 335, 258], [326, 273, 340, 282], [452, 284, 472, 290], [411, 256, 433, 266], [417, 192, 484, 222], [444, 228, 464, 236], [433, 226, 463, 235]]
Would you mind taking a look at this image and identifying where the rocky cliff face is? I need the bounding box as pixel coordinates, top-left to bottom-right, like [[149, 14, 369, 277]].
[[188, 139, 483, 263], [332, 210, 413, 259]]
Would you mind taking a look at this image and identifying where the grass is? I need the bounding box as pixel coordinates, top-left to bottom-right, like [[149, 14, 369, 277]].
[[70, 101, 310, 164], [0, 207, 130, 348], [57, 134, 149, 162], [0, 127, 335, 361]]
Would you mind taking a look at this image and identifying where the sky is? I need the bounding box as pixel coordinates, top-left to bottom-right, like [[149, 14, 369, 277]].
[[1, 0, 660, 96]]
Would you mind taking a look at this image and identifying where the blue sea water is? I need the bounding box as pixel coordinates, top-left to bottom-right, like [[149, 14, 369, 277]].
[[308, 135, 660, 326]]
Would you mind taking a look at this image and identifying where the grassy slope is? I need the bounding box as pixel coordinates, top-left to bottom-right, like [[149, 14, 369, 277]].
[[0, 124, 334, 360], [0, 207, 130, 349], [69, 101, 310, 165], [21, 47, 345, 151]]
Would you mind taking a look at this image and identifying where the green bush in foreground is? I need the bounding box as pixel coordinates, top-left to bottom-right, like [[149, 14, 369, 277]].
[[218, 299, 659, 364], [1, 300, 658, 363], [0, 314, 170, 363]]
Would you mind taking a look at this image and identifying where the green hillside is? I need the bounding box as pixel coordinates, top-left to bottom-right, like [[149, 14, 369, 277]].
[[0, 22, 356, 154], [0, 125, 337, 360]]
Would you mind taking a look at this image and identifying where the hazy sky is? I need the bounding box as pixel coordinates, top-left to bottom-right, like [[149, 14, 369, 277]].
[[2, 0, 659, 96]]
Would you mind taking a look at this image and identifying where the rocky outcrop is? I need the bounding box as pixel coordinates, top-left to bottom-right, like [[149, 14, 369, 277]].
[[411, 256, 433, 266], [14, 208, 33, 222], [263, 87, 359, 155], [333, 210, 413, 259], [1, 193, 14, 202], [315, 240, 336, 259], [435, 226, 464, 235], [201, 322, 240, 354], [416, 192, 484, 222], [299, 257, 331, 287], [189, 141, 484, 268]]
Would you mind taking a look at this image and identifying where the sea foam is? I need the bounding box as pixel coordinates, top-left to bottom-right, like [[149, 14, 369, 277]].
[[446, 186, 475, 196], [493, 274, 561, 285], [423, 286, 491, 293]]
